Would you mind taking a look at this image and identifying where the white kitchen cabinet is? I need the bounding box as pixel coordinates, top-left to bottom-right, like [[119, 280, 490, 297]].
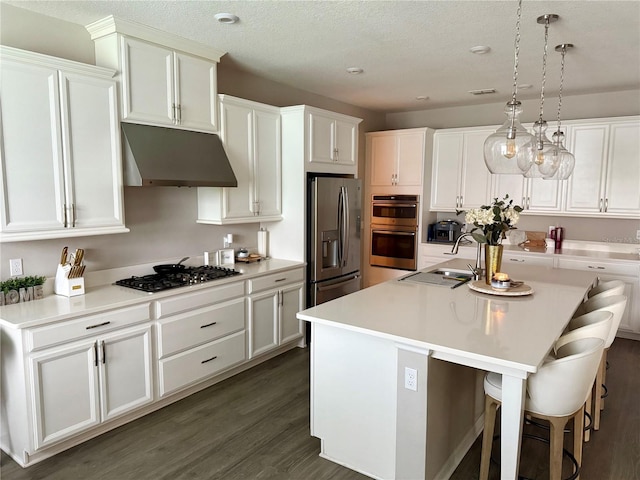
[[565, 118, 640, 217], [430, 128, 493, 211], [279, 105, 361, 176], [492, 174, 563, 214], [197, 95, 282, 224], [88, 18, 224, 133], [556, 257, 640, 336], [29, 324, 153, 450], [155, 281, 246, 396], [368, 128, 430, 188], [0, 46, 127, 242], [247, 268, 305, 358]]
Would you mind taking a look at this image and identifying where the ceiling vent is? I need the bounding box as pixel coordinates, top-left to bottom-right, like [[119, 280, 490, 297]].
[[468, 88, 497, 95]]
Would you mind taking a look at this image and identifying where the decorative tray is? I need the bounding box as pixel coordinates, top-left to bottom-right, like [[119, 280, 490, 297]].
[[235, 255, 264, 263], [468, 280, 534, 296]]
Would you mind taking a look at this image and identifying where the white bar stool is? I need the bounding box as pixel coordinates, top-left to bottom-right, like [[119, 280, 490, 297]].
[[568, 295, 627, 431], [574, 280, 625, 317], [556, 310, 613, 443], [479, 337, 605, 480]]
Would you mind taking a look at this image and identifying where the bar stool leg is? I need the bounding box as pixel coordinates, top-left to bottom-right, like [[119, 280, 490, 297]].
[[480, 395, 499, 480], [548, 415, 569, 480], [573, 406, 585, 480], [594, 353, 606, 430]]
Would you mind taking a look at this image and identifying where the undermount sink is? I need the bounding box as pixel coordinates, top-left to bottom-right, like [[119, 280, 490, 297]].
[[399, 269, 474, 286]]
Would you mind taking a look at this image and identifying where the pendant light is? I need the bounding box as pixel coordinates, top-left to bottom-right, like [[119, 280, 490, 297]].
[[484, 0, 535, 174], [544, 44, 576, 180], [523, 14, 561, 178]]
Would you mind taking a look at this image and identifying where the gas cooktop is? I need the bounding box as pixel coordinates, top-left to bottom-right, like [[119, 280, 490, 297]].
[[115, 265, 241, 293]]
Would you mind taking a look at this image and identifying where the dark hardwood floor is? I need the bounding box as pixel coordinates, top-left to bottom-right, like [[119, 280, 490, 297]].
[[2, 338, 638, 480]]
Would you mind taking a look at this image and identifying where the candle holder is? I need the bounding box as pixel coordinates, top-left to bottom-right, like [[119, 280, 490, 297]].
[[491, 273, 512, 292]]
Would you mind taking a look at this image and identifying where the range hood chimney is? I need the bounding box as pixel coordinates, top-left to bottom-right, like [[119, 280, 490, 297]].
[[121, 123, 237, 187]]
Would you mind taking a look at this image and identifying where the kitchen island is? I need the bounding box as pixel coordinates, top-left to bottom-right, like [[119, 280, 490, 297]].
[[297, 258, 597, 480]]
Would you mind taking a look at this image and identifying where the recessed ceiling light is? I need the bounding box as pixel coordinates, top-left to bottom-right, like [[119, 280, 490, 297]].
[[470, 45, 491, 55], [215, 13, 239, 24], [346, 67, 364, 75], [518, 84, 534, 90], [468, 88, 496, 95], [416, 96, 429, 101]]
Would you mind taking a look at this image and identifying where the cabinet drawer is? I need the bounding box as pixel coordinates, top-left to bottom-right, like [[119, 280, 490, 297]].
[[557, 258, 639, 276], [502, 254, 555, 267], [158, 330, 246, 396], [26, 303, 150, 352], [247, 268, 304, 294], [157, 297, 245, 358], [154, 281, 244, 319]]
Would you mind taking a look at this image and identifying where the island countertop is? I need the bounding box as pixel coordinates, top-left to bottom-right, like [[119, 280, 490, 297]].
[[298, 257, 597, 375]]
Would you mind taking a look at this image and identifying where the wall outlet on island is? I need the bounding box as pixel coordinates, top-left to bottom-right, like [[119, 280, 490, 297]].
[[404, 367, 417, 392]]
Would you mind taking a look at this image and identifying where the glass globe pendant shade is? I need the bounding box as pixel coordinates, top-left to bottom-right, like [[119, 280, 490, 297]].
[[544, 131, 575, 180], [524, 120, 560, 178], [484, 101, 535, 174]]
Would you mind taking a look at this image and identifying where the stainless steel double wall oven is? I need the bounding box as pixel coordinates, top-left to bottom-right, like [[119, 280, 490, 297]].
[[369, 194, 419, 271]]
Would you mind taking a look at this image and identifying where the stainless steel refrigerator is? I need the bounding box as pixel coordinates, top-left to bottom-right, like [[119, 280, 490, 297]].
[[307, 176, 362, 307]]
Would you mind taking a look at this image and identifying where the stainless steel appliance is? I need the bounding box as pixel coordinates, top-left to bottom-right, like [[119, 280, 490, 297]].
[[307, 176, 362, 307], [115, 265, 240, 293], [370, 194, 419, 271], [432, 220, 463, 243]]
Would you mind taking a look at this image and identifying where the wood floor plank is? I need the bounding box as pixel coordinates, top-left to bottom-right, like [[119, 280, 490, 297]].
[[2, 339, 638, 479]]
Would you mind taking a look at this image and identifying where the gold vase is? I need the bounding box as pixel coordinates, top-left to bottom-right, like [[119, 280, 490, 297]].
[[485, 244, 504, 285]]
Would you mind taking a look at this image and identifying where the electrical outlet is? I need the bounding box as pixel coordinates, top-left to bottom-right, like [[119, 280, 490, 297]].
[[9, 258, 23, 276], [636, 230, 640, 241], [404, 367, 417, 391]]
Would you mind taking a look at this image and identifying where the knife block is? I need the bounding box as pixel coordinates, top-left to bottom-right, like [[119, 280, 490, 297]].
[[54, 264, 85, 297]]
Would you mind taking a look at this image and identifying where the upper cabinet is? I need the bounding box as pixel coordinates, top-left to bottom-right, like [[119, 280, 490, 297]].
[[492, 174, 563, 213], [87, 16, 225, 133], [430, 128, 493, 211], [368, 128, 429, 188], [565, 118, 640, 217], [279, 106, 361, 176], [197, 95, 282, 224], [0, 46, 128, 242]]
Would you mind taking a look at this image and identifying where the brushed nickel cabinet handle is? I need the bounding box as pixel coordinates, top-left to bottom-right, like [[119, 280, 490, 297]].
[[63, 204, 68, 228], [274, 278, 287, 283], [93, 341, 98, 367], [200, 321, 218, 329], [588, 265, 605, 270], [605, 198, 608, 212], [71, 203, 76, 227], [201, 355, 218, 364], [101, 340, 106, 364]]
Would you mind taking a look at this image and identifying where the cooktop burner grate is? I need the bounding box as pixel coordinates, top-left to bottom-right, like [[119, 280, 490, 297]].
[[115, 265, 241, 292]]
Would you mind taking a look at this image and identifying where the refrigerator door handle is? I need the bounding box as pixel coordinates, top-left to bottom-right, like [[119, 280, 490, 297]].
[[337, 187, 345, 266], [341, 186, 349, 267]]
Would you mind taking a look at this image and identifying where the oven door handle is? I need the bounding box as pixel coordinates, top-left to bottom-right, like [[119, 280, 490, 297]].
[[371, 229, 416, 236], [373, 203, 418, 208]]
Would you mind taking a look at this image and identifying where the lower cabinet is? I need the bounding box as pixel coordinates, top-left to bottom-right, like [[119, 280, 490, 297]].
[[29, 324, 153, 449], [247, 268, 305, 358]]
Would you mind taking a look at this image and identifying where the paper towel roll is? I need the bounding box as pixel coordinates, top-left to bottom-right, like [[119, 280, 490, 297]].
[[258, 229, 269, 257]]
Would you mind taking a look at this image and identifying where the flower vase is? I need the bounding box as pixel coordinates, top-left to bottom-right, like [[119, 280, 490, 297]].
[[485, 244, 503, 285]]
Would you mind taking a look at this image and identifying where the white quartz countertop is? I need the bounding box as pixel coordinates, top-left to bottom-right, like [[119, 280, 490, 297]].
[[0, 259, 304, 330], [298, 258, 596, 375]]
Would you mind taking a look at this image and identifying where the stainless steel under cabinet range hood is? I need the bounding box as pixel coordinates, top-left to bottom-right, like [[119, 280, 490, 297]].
[[121, 123, 237, 187]]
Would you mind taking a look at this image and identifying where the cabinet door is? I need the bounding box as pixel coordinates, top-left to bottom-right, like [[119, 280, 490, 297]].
[[219, 100, 254, 219], [526, 177, 563, 213], [0, 60, 66, 232], [30, 340, 100, 449], [247, 290, 279, 358], [59, 72, 125, 229], [174, 52, 217, 132], [99, 325, 153, 422], [492, 174, 526, 209], [604, 122, 640, 215], [253, 107, 282, 218], [369, 135, 397, 187], [308, 112, 335, 164], [121, 37, 174, 125], [334, 119, 357, 167], [460, 130, 492, 209], [396, 132, 424, 187], [565, 124, 608, 214], [279, 283, 305, 345], [431, 133, 463, 210]]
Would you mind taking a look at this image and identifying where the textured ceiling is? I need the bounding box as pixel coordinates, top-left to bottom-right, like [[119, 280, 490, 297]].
[[5, 0, 640, 113]]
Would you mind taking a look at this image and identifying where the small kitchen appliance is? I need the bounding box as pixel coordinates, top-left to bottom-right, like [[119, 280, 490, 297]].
[[115, 265, 240, 293], [432, 220, 463, 243]]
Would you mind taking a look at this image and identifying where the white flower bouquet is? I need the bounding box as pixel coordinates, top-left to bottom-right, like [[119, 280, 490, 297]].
[[461, 195, 523, 245]]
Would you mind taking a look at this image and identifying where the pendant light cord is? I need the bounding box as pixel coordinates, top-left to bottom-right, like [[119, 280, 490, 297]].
[[538, 17, 551, 125], [511, 0, 523, 104], [556, 46, 566, 138]]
